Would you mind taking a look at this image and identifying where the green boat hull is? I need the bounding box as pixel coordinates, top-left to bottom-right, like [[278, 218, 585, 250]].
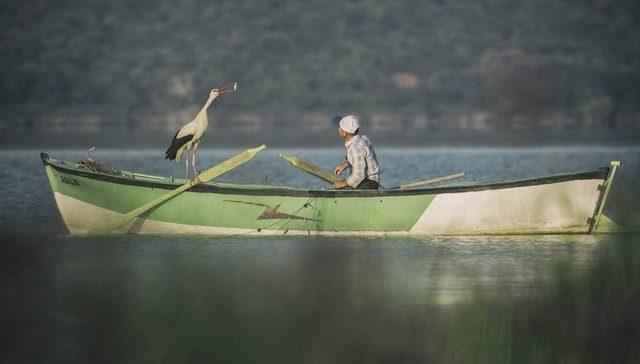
[[41, 153, 614, 236]]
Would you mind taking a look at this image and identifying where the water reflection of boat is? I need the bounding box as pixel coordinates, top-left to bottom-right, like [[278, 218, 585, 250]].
[[41, 153, 619, 236]]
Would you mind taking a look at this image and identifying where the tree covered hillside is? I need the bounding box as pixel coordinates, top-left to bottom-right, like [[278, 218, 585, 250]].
[[1, 0, 639, 133]]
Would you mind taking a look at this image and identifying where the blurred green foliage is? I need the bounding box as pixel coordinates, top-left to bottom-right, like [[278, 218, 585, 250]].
[[1, 0, 639, 131]]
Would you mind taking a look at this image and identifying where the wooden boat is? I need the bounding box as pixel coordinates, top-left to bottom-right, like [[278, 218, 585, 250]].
[[41, 153, 620, 236]]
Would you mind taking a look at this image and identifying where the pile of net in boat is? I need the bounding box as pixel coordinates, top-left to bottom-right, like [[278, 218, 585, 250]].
[[78, 158, 121, 176]]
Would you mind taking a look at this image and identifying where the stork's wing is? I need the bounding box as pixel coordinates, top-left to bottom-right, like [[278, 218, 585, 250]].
[[165, 120, 199, 161], [176, 120, 197, 138], [165, 131, 193, 161]]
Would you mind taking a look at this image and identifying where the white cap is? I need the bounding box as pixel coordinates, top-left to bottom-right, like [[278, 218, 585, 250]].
[[338, 115, 360, 134]]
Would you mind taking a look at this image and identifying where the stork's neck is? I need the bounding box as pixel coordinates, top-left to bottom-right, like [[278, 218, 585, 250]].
[[200, 94, 218, 114]]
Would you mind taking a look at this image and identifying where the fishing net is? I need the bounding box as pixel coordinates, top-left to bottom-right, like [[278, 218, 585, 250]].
[[78, 158, 121, 176]]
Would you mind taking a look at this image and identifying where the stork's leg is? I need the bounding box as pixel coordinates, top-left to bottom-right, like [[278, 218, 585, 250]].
[[184, 150, 190, 180], [191, 148, 198, 180]]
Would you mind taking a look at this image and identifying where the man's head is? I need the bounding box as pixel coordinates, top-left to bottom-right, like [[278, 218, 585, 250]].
[[332, 115, 360, 140]]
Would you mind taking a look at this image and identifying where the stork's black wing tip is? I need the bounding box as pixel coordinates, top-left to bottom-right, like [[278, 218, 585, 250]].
[[164, 134, 193, 161]]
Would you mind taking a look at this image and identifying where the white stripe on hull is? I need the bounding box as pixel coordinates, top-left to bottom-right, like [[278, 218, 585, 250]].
[[409, 179, 601, 235], [54, 192, 255, 235]]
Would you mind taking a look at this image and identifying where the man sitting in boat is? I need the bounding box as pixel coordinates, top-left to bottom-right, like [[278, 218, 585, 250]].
[[332, 115, 381, 190]]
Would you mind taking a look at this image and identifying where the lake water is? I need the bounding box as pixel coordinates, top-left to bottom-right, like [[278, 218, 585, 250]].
[[1, 147, 639, 363]]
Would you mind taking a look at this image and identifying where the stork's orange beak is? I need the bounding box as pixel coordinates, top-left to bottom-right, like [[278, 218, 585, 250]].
[[216, 82, 237, 94]]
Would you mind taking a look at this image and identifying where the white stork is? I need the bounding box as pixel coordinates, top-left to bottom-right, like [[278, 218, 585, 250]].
[[165, 82, 236, 179]]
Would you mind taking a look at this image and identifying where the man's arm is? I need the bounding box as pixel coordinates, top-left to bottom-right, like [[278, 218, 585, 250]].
[[345, 147, 366, 188], [334, 161, 351, 176]]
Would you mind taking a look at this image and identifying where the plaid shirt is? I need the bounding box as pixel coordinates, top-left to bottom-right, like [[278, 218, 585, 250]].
[[345, 135, 380, 188]]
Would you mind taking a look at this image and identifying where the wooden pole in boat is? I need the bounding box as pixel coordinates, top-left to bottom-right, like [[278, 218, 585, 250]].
[[88, 145, 267, 235], [398, 172, 466, 189], [279, 153, 341, 183]]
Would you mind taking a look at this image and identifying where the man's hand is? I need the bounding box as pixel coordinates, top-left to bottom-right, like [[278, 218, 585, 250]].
[[333, 180, 349, 189], [334, 162, 350, 176]]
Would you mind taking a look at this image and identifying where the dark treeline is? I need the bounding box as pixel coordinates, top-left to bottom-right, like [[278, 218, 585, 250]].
[[1, 0, 639, 134]]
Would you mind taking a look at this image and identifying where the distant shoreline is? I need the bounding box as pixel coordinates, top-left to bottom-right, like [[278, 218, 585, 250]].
[[1, 130, 639, 149]]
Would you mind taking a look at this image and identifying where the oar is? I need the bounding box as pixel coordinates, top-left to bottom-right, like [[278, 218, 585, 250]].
[[279, 153, 341, 183], [88, 145, 267, 234], [397, 172, 466, 189]]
